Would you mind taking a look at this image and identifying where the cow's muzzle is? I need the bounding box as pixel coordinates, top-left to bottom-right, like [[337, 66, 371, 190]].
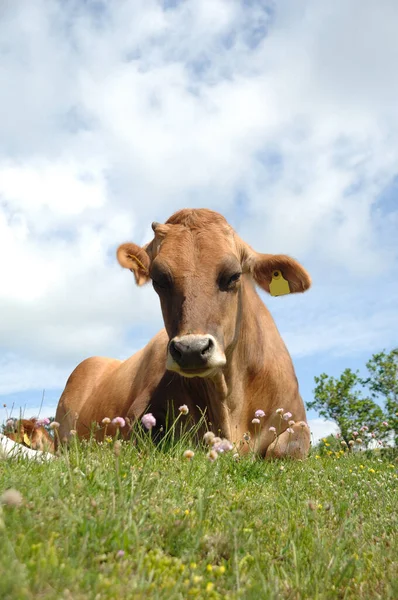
[[166, 334, 226, 377]]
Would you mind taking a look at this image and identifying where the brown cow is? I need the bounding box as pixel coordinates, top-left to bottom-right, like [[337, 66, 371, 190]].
[[4, 418, 55, 453], [55, 209, 311, 458]]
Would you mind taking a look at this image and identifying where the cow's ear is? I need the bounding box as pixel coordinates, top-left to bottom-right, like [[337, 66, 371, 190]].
[[116, 243, 151, 286], [251, 253, 311, 296]]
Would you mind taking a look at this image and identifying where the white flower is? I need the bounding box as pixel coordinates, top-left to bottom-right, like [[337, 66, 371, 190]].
[[203, 431, 215, 444], [179, 405, 189, 415], [207, 449, 218, 462], [254, 410, 265, 418], [252, 418, 261, 425]]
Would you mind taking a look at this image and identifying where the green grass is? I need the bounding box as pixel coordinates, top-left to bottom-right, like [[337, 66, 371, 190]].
[[0, 432, 397, 600]]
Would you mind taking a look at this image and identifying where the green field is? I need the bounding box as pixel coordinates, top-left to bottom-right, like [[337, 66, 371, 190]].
[[1, 432, 397, 600]]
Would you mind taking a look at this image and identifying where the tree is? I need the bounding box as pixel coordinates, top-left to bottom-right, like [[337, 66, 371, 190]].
[[361, 348, 398, 446], [307, 368, 387, 446]]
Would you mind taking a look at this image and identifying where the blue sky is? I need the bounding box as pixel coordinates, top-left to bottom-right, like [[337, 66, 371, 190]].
[[0, 0, 397, 442]]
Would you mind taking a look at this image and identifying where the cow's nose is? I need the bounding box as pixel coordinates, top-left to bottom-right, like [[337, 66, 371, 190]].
[[169, 335, 215, 370]]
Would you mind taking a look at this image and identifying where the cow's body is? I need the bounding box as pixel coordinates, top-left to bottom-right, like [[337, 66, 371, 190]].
[[55, 209, 311, 458]]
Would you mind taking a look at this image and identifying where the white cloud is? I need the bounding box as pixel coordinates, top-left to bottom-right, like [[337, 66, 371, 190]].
[[0, 0, 397, 399], [307, 419, 339, 445]]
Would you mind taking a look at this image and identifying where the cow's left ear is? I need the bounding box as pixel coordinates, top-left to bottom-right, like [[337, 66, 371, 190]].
[[116, 243, 151, 286], [251, 253, 311, 295]]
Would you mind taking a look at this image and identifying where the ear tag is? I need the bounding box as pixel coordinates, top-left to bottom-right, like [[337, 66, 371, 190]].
[[269, 270, 290, 296], [23, 433, 32, 447]]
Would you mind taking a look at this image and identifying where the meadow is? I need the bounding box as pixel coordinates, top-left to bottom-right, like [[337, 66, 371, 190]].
[[0, 428, 397, 600]]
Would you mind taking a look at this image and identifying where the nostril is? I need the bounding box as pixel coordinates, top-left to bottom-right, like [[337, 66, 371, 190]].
[[170, 340, 182, 360], [201, 337, 214, 356]]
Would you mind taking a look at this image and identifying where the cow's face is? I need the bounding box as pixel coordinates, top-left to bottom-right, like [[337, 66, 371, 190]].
[[117, 209, 311, 378]]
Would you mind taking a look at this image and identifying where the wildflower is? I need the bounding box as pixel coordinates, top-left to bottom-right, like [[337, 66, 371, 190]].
[[341, 440, 347, 447], [203, 431, 215, 444], [371, 432, 376, 438], [243, 432, 251, 442], [288, 420, 295, 427], [179, 405, 189, 415], [286, 427, 294, 434], [336, 433, 341, 438], [252, 418, 260, 425], [254, 409, 265, 418], [382, 421, 388, 427], [105, 436, 113, 443], [116, 550, 125, 558], [276, 408, 284, 414], [269, 426, 277, 435], [207, 449, 218, 462], [49, 421, 60, 430], [298, 421, 307, 428], [102, 417, 111, 425], [352, 431, 358, 437], [183, 450, 195, 460], [206, 583, 214, 592], [213, 438, 233, 453], [368, 468, 375, 474], [69, 430, 77, 436], [112, 417, 126, 428], [315, 455, 321, 459], [35, 418, 50, 427], [1, 489, 23, 507], [210, 436, 222, 446], [348, 440, 355, 446], [279, 465, 285, 471], [283, 412, 293, 421], [355, 438, 362, 444], [141, 413, 156, 430], [361, 425, 369, 431]]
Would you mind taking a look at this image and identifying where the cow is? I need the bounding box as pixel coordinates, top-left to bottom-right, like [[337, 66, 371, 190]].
[[55, 208, 311, 459], [3, 418, 55, 453]]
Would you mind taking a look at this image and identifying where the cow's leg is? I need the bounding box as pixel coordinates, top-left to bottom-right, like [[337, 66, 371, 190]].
[[55, 357, 120, 449], [265, 421, 310, 460]]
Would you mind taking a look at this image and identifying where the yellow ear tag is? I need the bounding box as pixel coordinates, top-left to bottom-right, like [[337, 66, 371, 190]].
[[23, 433, 32, 447], [269, 270, 290, 297]]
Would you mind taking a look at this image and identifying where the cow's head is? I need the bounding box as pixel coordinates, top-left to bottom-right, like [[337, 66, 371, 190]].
[[117, 209, 311, 378]]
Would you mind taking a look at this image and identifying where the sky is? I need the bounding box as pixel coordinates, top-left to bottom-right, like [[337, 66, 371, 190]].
[[0, 0, 397, 444]]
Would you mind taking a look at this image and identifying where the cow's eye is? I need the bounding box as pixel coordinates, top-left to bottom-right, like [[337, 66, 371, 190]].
[[218, 271, 241, 291], [228, 272, 241, 285], [151, 277, 169, 290]]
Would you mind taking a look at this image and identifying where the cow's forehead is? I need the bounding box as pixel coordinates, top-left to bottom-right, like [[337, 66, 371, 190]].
[[154, 224, 239, 270]]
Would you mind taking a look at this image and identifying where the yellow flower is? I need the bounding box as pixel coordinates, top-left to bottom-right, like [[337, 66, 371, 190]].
[[318, 504, 323, 509], [359, 465, 364, 469], [325, 443, 330, 447], [368, 468, 375, 474], [315, 455, 321, 459], [184, 509, 190, 516], [206, 565, 213, 573], [206, 582, 214, 592], [327, 450, 333, 456]]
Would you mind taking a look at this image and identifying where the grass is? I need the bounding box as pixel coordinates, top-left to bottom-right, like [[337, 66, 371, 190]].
[[0, 428, 397, 600]]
